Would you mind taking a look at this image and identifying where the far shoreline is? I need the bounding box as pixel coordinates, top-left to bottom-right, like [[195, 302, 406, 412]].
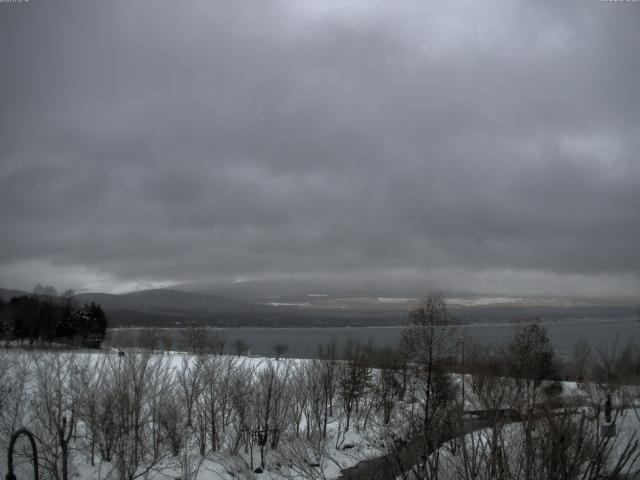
[[109, 315, 639, 331]]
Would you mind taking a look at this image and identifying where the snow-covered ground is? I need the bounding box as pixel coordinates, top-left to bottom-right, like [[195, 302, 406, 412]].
[[2, 348, 640, 480], [0, 349, 389, 480]]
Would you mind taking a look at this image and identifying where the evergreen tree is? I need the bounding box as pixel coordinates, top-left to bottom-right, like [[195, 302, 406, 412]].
[[56, 298, 75, 339], [0, 293, 108, 345]]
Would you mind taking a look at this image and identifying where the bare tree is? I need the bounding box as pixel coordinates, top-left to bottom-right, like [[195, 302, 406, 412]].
[[201, 355, 238, 452], [106, 329, 136, 350], [505, 322, 558, 480], [569, 339, 592, 383], [506, 322, 558, 412], [0, 351, 31, 455], [158, 389, 184, 457], [369, 346, 406, 425], [209, 330, 226, 355], [401, 294, 459, 478], [289, 362, 309, 438], [445, 406, 640, 480], [76, 354, 109, 467], [337, 339, 372, 433], [463, 346, 518, 479], [147, 353, 176, 458], [182, 324, 209, 354], [233, 338, 249, 357], [317, 340, 339, 419], [273, 343, 289, 360], [303, 359, 331, 443], [250, 360, 292, 468], [274, 431, 336, 480], [229, 361, 256, 454], [138, 328, 162, 352], [176, 355, 205, 429], [30, 352, 78, 480], [107, 351, 172, 480]]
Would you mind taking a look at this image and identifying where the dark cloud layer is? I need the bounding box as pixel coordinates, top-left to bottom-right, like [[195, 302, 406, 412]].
[[1, 0, 639, 295]]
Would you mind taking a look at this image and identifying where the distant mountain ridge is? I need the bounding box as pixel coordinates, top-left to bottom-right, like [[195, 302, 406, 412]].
[[1, 286, 637, 328], [0, 287, 270, 327], [0, 288, 29, 301], [1, 287, 256, 312], [75, 288, 257, 314]]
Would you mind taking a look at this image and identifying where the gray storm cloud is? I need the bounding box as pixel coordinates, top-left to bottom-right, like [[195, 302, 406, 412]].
[[1, 0, 639, 295]]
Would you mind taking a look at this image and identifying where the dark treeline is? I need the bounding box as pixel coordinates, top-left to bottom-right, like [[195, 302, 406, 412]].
[[0, 294, 108, 346]]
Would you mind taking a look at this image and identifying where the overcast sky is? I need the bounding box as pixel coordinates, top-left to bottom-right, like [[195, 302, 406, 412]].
[[1, 0, 639, 297]]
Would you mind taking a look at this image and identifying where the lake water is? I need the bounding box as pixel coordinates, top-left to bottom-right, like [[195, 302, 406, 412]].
[[114, 317, 640, 358]]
